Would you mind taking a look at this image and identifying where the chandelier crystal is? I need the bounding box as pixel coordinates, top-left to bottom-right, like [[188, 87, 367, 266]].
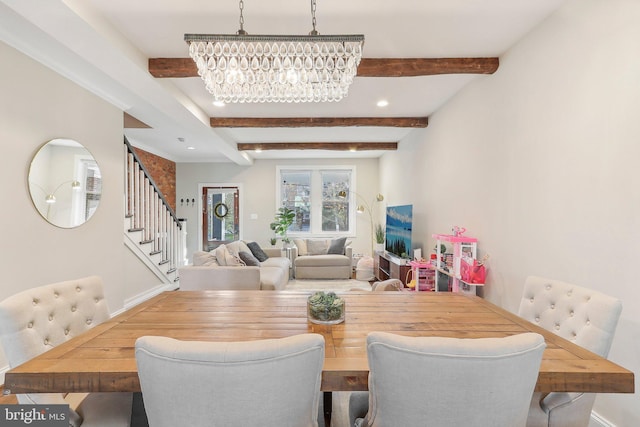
[[185, 0, 364, 103]]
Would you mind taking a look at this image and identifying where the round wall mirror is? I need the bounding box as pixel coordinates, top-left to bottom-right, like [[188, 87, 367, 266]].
[[28, 139, 102, 228]]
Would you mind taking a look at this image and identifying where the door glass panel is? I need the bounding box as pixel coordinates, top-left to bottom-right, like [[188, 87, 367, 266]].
[[203, 186, 239, 250]]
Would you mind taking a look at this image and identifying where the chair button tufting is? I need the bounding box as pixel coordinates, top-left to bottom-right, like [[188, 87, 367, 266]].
[[27, 322, 33, 328], [550, 304, 555, 309], [535, 317, 540, 322], [530, 297, 534, 303], [64, 329, 69, 335], [94, 298, 100, 303], [546, 284, 552, 290], [44, 338, 49, 345], [569, 310, 574, 316], [71, 306, 77, 312], [555, 323, 560, 330], [86, 319, 92, 325], [54, 292, 59, 298], [76, 286, 81, 292], [32, 299, 38, 305], [48, 315, 53, 321], [586, 320, 590, 325]]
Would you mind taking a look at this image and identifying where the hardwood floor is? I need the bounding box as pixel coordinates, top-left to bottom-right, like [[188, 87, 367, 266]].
[[0, 385, 17, 404]]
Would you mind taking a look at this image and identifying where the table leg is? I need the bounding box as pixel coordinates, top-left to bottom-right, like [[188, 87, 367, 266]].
[[130, 392, 149, 427], [323, 391, 332, 427]]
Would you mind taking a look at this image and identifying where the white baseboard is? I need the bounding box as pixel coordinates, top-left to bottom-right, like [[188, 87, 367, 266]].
[[590, 411, 615, 427]]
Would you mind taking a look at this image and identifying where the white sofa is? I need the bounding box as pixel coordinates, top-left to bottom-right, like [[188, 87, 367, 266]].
[[179, 241, 291, 291], [293, 237, 353, 280]]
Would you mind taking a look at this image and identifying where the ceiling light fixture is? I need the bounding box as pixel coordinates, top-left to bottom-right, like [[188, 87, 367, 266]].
[[212, 100, 225, 107], [184, 0, 364, 103], [376, 99, 389, 107]]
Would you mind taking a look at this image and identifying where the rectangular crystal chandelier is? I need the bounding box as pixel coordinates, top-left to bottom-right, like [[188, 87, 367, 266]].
[[185, 0, 364, 103]]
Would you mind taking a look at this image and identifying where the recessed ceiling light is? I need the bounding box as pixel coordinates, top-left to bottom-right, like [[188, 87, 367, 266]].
[[255, 148, 262, 153], [187, 146, 196, 150], [376, 99, 389, 108], [212, 100, 225, 107]]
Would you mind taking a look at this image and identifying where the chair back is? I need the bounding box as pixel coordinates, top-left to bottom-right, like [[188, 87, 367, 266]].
[[135, 333, 325, 427], [518, 276, 622, 427], [371, 279, 403, 291], [360, 331, 545, 427], [0, 276, 110, 367], [518, 276, 621, 357]]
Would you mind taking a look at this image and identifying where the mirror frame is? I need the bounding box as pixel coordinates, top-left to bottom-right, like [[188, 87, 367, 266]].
[[28, 138, 102, 228]]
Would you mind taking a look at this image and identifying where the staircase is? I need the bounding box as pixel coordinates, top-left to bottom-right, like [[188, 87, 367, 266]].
[[123, 139, 185, 285]]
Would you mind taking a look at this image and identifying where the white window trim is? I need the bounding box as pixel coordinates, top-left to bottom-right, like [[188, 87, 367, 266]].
[[276, 165, 357, 238]]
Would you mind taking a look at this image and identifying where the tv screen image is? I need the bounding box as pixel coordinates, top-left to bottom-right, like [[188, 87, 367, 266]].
[[385, 204, 413, 258]]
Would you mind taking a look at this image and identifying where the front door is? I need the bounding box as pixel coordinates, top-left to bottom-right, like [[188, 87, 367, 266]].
[[202, 186, 239, 251]]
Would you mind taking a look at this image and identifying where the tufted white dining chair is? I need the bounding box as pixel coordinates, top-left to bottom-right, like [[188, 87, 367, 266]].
[[0, 276, 132, 427], [518, 276, 622, 427], [349, 331, 546, 427], [135, 333, 325, 427]]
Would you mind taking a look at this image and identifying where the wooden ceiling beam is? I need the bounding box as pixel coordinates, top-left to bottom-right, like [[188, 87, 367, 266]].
[[237, 142, 398, 151], [148, 57, 498, 78], [211, 117, 427, 128], [357, 57, 499, 77]]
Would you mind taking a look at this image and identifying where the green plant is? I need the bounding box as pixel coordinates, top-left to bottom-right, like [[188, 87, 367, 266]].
[[270, 206, 295, 243], [374, 223, 385, 244], [269, 237, 277, 246], [308, 291, 344, 322]]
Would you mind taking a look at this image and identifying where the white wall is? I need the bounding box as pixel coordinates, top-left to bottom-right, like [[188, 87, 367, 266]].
[[0, 41, 163, 377], [177, 158, 380, 260], [380, 0, 640, 424]]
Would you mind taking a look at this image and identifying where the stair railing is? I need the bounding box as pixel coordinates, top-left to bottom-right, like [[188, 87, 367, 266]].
[[124, 138, 184, 282]]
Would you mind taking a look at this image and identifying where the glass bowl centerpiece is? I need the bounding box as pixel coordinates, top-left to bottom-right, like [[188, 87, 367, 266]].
[[307, 291, 345, 325]]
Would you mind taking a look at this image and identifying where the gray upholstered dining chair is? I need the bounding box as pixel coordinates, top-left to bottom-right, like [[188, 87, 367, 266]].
[[135, 333, 325, 427], [349, 331, 546, 427], [370, 279, 403, 291], [0, 276, 132, 427], [518, 276, 622, 427]]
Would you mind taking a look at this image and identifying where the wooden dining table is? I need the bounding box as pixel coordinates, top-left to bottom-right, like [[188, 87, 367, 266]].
[[3, 290, 634, 426]]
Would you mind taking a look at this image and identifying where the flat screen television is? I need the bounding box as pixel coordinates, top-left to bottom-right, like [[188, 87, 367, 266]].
[[385, 204, 413, 259]]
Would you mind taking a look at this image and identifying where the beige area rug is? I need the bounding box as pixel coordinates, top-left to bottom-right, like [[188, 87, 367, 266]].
[[284, 278, 372, 292]]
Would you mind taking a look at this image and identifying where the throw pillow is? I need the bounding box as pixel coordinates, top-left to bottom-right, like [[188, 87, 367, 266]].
[[193, 251, 215, 266], [238, 251, 261, 266], [227, 240, 251, 256], [214, 245, 228, 266], [327, 237, 347, 255], [293, 239, 308, 256], [247, 241, 269, 262], [307, 239, 328, 255], [215, 244, 243, 266]]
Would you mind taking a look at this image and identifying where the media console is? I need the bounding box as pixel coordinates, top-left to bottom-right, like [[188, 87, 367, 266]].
[[376, 252, 411, 285]]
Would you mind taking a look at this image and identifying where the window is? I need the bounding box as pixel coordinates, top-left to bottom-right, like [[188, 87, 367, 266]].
[[277, 166, 355, 236]]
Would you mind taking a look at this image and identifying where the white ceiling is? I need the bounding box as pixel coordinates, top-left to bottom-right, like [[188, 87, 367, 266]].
[[0, 0, 567, 164]]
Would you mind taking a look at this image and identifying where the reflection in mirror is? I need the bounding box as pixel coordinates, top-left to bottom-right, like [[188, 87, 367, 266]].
[[28, 139, 102, 228]]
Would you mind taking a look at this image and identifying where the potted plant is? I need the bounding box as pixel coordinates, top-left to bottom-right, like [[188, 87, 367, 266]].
[[270, 206, 295, 245], [374, 223, 385, 252], [269, 237, 277, 246]]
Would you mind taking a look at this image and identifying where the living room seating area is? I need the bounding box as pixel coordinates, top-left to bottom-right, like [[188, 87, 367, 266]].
[[179, 241, 291, 290]]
